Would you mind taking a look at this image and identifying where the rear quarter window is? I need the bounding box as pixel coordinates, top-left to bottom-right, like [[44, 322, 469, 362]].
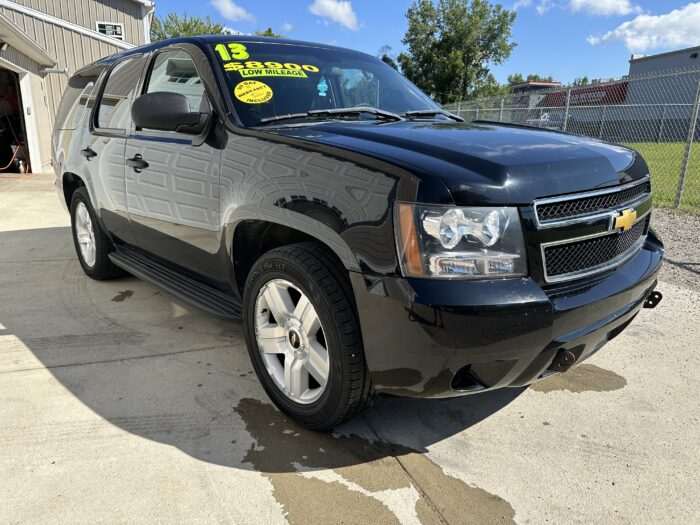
[[54, 66, 103, 131]]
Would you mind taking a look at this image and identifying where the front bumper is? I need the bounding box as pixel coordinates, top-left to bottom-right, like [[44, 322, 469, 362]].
[[350, 231, 664, 397]]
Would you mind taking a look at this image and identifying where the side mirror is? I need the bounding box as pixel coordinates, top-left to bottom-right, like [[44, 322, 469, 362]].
[[131, 92, 209, 134]]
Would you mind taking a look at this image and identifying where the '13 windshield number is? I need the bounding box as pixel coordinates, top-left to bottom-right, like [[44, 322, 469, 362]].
[[214, 43, 250, 61]]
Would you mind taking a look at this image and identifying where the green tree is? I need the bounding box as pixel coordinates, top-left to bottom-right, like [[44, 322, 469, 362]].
[[255, 27, 286, 38], [151, 13, 232, 41], [507, 73, 554, 85], [507, 72, 524, 85], [397, 0, 516, 103], [526, 73, 553, 82], [571, 76, 589, 86], [475, 73, 508, 97]]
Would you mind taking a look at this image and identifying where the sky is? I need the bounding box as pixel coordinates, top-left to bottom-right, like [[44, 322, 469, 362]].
[[156, 0, 700, 84]]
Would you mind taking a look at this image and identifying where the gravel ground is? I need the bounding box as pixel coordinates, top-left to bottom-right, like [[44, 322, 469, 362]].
[[652, 208, 700, 292]]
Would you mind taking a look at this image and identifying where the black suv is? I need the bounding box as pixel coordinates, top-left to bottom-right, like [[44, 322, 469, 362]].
[[52, 37, 663, 429]]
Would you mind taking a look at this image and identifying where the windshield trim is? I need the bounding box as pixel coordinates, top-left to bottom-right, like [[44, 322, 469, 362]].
[[202, 35, 375, 57]]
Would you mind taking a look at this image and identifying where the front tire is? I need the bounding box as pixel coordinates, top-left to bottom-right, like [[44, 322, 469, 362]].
[[70, 187, 124, 280], [242, 243, 372, 430]]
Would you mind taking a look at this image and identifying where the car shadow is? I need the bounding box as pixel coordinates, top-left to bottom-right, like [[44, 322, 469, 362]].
[[664, 257, 700, 276], [1, 226, 524, 474]]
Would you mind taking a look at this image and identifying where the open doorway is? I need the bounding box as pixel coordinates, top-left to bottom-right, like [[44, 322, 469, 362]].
[[0, 67, 29, 174]]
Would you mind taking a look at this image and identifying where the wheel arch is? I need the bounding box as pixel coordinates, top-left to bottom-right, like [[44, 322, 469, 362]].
[[227, 208, 361, 295], [61, 172, 86, 208]]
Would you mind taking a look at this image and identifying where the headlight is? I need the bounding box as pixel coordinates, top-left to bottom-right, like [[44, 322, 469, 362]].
[[395, 203, 527, 279]]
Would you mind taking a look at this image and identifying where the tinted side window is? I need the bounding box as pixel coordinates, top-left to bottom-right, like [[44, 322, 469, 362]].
[[96, 57, 144, 130], [55, 67, 103, 131], [145, 50, 205, 112]]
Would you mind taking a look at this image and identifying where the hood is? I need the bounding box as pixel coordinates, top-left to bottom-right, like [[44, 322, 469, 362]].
[[276, 121, 646, 205]]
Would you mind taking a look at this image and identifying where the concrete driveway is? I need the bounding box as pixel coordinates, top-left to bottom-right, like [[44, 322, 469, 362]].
[[1, 174, 699, 524]]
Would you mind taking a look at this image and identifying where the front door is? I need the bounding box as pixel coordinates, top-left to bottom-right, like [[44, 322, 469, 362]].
[[124, 48, 222, 281]]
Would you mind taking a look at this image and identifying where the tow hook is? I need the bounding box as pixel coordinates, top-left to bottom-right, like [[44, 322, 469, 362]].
[[549, 349, 577, 373], [644, 291, 663, 309]]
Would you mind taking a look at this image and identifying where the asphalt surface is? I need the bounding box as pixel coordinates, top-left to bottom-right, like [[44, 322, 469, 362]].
[[1, 173, 699, 524]]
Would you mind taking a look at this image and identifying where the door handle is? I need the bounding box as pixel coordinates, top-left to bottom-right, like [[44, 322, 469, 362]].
[[80, 147, 97, 160], [126, 154, 149, 172]]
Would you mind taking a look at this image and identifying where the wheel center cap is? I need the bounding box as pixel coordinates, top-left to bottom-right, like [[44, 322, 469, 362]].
[[288, 328, 302, 350]]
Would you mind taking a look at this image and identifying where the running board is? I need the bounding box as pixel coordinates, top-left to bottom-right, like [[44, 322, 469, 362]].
[[109, 248, 242, 321]]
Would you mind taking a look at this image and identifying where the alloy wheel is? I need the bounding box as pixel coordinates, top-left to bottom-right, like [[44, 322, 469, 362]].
[[74, 202, 96, 267], [254, 279, 330, 404]]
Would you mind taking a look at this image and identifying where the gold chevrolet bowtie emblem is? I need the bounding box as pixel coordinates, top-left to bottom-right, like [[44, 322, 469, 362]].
[[614, 208, 637, 231]]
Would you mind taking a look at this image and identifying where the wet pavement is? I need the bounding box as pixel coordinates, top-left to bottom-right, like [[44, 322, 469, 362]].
[[1, 174, 699, 524]]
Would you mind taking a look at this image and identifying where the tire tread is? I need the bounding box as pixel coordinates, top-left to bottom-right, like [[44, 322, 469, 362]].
[[70, 188, 124, 280], [243, 242, 373, 430]]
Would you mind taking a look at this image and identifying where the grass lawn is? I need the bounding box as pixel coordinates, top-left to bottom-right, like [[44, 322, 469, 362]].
[[624, 142, 700, 214]]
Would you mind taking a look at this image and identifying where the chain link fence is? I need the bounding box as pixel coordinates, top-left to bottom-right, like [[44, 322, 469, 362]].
[[444, 68, 700, 214]]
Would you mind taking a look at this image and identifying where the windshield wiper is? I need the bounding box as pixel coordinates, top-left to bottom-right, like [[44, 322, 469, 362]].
[[258, 112, 311, 125], [309, 107, 403, 121], [258, 106, 403, 126], [403, 109, 464, 122]]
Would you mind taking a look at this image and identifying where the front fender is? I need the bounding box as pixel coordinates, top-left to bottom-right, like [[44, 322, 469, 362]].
[[219, 129, 437, 276], [223, 204, 361, 272]]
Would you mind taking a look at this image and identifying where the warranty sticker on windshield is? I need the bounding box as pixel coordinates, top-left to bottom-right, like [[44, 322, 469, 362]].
[[235, 80, 273, 104]]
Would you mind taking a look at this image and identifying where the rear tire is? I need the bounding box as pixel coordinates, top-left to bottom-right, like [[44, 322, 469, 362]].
[[70, 187, 124, 280], [242, 243, 372, 430]]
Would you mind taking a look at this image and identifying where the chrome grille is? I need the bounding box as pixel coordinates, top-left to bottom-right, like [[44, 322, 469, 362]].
[[535, 177, 651, 226], [543, 216, 650, 280], [534, 176, 652, 284]]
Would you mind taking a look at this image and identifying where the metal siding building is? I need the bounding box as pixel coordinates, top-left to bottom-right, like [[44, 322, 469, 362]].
[[0, 0, 151, 173], [625, 46, 700, 106], [628, 46, 700, 76]]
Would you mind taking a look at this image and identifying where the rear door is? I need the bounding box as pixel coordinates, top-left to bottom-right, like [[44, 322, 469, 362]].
[[80, 55, 146, 245], [124, 48, 222, 279]]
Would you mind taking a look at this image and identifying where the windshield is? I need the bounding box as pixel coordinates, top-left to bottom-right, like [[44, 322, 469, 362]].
[[211, 41, 439, 127]]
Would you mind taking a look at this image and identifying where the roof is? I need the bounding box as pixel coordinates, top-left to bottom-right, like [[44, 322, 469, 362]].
[[100, 34, 370, 64], [629, 45, 700, 63], [194, 34, 362, 54], [0, 0, 135, 51], [0, 11, 57, 66], [508, 80, 561, 90]]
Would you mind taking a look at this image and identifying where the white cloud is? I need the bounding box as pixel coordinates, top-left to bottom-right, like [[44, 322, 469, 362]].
[[570, 0, 642, 16], [587, 2, 700, 52], [223, 26, 243, 35], [210, 0, 255, 23], [512, 0, 531, 10], [511, 0, 551, 15], [536, 0, 553, 14], [308, 0, 359, 31], [281, 22, 294, 32]]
